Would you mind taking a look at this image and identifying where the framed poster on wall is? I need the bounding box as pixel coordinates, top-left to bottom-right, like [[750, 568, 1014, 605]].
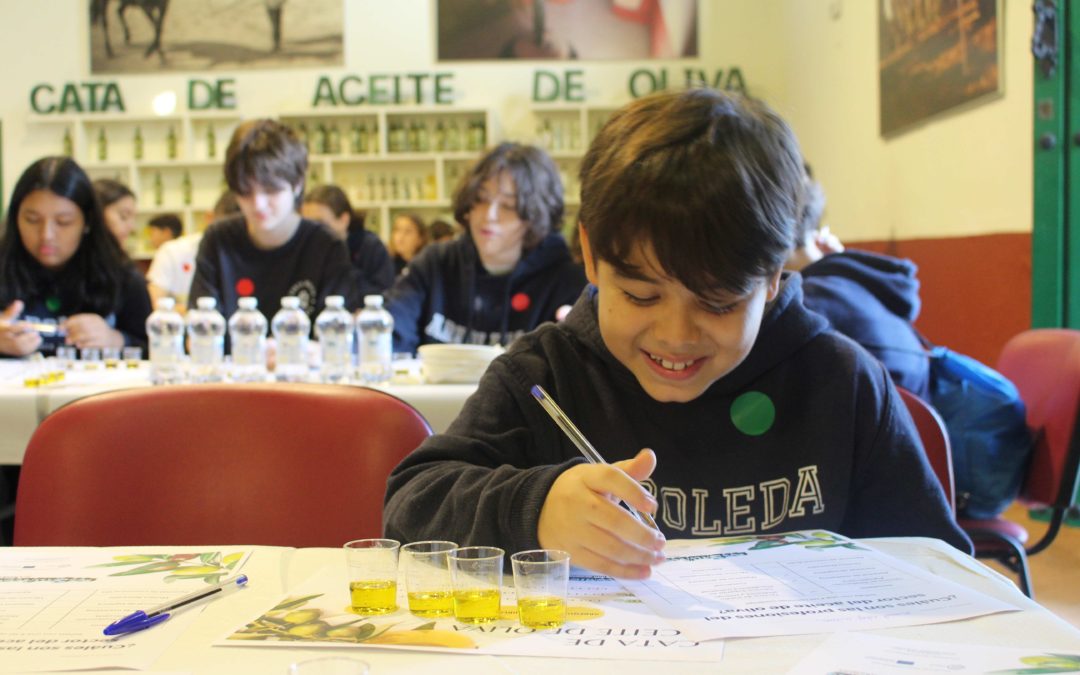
[[437, 0, 699, 61], [878, 0, 1002, 136], [88, 0, 344, 73]]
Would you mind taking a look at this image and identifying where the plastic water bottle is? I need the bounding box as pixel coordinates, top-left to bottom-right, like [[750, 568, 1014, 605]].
[[315, 295, 353, 384], [227, 296, 268, 382], [186, 297, 225, 383], [271, 295, 310, 382], [145, 297, 184, 385], [357, 294, 393, 384]]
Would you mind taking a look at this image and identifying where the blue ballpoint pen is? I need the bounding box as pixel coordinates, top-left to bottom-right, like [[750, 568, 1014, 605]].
[[103, 574, 249, 636], [530, 384, 660, 531]]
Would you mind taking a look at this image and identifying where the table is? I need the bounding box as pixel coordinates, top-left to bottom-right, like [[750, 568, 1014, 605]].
[[5, 537, 1079, 673], [0, 360, 478, 465]]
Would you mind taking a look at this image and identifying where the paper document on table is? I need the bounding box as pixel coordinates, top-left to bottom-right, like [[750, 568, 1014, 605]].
[[787, 632, 1080, 674], [218, 563, 724, 662], [621, 530, 1018, 640], [0, 548, 252, 673]]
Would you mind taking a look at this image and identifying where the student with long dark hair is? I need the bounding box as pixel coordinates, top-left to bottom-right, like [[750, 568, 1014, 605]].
[[301, 184, 394, 297], [93, 178, 137, 250], [0, 157, 151, 356]]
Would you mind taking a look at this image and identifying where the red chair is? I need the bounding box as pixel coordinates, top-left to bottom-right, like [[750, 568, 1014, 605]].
[[14, 383, 431, 547], [958, 329, 1080, 598], [897, 387, 956, 514]]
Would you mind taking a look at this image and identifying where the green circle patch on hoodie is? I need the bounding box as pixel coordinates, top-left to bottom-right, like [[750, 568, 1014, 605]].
[[731, 391, 775, 436]]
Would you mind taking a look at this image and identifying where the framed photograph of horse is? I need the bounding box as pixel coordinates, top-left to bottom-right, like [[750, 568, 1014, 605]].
[[89, 0, 344, 73], [878, 0, 1002, 137]]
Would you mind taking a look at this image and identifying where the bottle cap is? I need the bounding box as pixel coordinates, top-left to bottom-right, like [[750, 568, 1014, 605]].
[[238, 297, 258, 310], [155, 297, 176, 311], [280, 296, 301, 309], [196, 297, 217, 310], [363, 295, 384, 308], [325, 295, 345, 308]]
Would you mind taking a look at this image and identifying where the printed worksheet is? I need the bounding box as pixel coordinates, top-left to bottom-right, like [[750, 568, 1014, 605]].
[[218, 564, 725, 662], [787, 632, 1080, 674], [621, 531, 1018, 641], [0, 548, 252, 672]]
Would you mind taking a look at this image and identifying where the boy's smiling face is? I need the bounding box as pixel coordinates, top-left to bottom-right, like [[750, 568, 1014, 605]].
[[582, 227, 780, 403]]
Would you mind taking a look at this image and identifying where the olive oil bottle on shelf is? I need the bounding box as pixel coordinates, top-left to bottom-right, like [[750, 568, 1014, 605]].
[[433, 121, 446, 152], [312, 123, 327, 155], [416, 121, 430, 153], [206, 124, 216, 159], [446, 120, 461, 152], [181, 170, 192, 206], [406, 121, 419, 152], [166, 126, 178, 160], [97, 127, 108, 162], [327, 123, 341, 155], [62, 128, 74, 157], [295, 122, 309, 151], [367, 120, 379, 154], [350, 121, 366, 154], [133, 126, 144, 160], [153, 170, 164, 206]]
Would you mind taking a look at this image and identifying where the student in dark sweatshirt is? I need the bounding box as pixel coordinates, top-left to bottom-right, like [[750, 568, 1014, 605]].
[[0, 157, 150, 357], [188, 119, 358, 324], [385, 142, 587, 354], [383, 89, 970, 579], [302, 184, 395, 298], [786, 168, 931, 399]]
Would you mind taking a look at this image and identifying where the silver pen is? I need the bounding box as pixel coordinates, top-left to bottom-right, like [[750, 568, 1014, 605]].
[[530, 384, 660, 531]]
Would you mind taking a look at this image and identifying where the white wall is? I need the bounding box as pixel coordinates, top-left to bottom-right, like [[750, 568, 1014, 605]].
[[0, 0, 1030, 241], [780, 0, 1032, 241]]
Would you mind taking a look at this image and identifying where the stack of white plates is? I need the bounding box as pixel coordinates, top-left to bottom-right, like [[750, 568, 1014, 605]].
[[418, 344, 503, 384]]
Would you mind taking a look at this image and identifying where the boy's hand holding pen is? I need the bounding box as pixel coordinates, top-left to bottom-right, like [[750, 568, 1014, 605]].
[[531, 385, 666, 580]]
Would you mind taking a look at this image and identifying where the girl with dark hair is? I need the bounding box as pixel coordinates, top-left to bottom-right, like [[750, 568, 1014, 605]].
[[385, 142, 586, 353], [301, 184, 394, 297], [93, 178, 138, 249], [0, 157, 151, 357], [390, 213, 429, 276]]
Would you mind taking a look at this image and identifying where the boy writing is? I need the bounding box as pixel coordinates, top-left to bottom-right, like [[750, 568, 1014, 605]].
[[383, 89, 969, 579], [189, 119, 357, 323]]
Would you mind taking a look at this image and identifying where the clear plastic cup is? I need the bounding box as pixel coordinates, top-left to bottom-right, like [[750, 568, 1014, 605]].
[[344, 539, 400, 615], [511, 549, 570, 629], [400, 540, 456, 618], [448, 546, 504, 624]]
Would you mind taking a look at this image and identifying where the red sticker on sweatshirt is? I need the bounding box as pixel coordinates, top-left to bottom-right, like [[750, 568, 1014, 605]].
[[182, 262, 192, 273], [236, 278, 255, 296], [511, 293, 531, 312]]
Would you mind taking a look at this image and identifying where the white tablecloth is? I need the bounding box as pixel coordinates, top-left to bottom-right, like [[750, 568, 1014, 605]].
[[4, 537, 1079, 673], [0, 360, 477, 465]]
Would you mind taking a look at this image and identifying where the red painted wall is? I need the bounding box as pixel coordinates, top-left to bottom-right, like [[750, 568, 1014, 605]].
[[847, 233, 1032, 366]]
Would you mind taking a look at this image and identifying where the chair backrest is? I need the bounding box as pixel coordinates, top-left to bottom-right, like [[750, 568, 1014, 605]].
[[996, 329, 1080, 507], [897, 386, 956, 512], [14, 383, 431, 547]]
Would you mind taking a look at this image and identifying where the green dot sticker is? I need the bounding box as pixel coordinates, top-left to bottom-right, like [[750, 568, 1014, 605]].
[[45, 296, 61, 313], [731, 391, 775, 436]]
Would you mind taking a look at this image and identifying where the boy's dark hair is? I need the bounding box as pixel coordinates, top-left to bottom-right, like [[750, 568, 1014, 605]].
[[429, 218, 457, 241], [224, 119, 307, 209], [148, 213, 183, 238], [579, 88, 804, 297], [92, 178, 135, 208], [792, 162, 826, 248], [304, 183, 364, 234], [0, 157, 131, 314], [452, 142, 563, 250]]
